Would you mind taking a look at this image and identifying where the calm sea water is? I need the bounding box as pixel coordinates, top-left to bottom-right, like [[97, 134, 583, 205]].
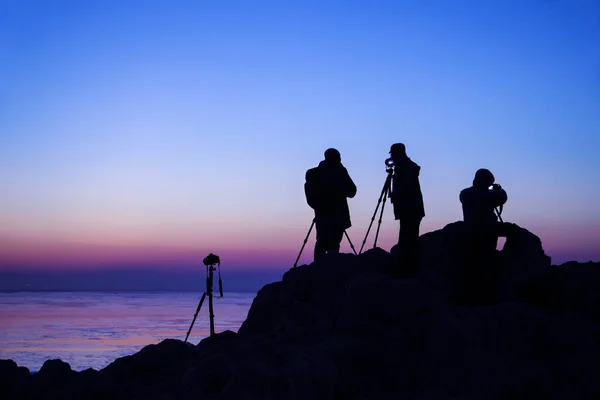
[[0, 291, 255, 372]]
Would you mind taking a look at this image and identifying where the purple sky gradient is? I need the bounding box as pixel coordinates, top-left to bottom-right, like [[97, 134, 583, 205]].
[[1, 0, 599, 290]]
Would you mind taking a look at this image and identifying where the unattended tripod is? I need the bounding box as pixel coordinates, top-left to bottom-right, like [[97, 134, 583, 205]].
[[184, 253, 223, 343], [293, 218, 357, 267], [359, 164, 394, 254]]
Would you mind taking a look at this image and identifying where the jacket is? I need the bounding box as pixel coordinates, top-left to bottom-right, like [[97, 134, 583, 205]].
[[390, 156, 425, 220], [304, 160, 357, 230], [459, 185, 507, 227]]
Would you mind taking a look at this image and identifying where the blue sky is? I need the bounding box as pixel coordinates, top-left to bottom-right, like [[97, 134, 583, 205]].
[[1, 0, 599, 283]]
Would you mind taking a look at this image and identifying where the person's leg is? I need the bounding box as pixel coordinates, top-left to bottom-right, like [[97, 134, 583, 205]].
[[396, 219, 405, 272], [398, 220, 403, 246], [463, 229, 485, 304], [468, 227, 499, 305], [409, 217, 422, 273], [329, 227, 344, 254], [397, 217, 411, 275], [482, 225, 502, 303], [403, 217, 421, 275], [322, 216, 344, 254], [314, 221, 327, 261]]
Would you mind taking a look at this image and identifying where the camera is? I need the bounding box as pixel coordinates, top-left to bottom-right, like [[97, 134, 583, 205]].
[[385, 157, 395, 173], [203, 253, 220, 266], [489, 183, 502, 190]]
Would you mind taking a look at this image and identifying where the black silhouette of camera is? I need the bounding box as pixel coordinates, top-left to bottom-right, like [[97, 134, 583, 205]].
[[203, 253, 220, 266]]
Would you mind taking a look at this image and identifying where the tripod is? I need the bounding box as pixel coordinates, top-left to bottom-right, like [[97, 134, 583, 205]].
[[184, 253, 223, 343], [293, 218, 357, 267], [359, 167, 394, 254], [495, 206, 503, 223]]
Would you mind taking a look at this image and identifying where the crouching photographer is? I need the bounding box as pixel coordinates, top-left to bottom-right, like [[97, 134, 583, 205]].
[[459, 168, 509, 305]]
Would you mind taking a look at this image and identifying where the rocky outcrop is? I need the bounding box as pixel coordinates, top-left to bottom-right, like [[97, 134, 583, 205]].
[[0, 360, 30, 399], [417, 221, 552, 303], [1, 222, 599, 400]]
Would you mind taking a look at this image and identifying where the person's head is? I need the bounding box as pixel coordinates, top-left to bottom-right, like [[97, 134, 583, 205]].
[[389, 143, 407, 159], [473, 168, 495, 188], [324, 148, 341, 163]]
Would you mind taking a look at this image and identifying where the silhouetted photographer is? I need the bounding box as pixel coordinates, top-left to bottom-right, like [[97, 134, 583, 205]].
[[304, 148, 357, 260], [459, 168, 509, 305], [388, 143, 425, 275], [460, 168, 508, 249]]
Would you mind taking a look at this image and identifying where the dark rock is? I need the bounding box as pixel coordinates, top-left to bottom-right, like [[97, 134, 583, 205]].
[[180, 352, 234, 398], [239, 281, 286, 336], [197, 329, 238, 347], [356, 247, 393, 273], [419, 221, 552, 304], [221, 361, 272, 400], [275, 353, 336, 400], [95, 338, 198, 399], [0, 359, 30, 383], [31, 359, 74, 393], [498, 224, 552, 297], [4, 222, 600, 399], [37, 359, 73, 380], [0, 359, 30, 399], [550, 261, 600, 320]]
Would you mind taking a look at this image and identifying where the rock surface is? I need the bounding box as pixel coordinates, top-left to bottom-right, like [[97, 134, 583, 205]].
[[1, 222, 599, 399]]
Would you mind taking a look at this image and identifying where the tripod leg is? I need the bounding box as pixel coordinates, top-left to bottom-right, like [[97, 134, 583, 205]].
[[495, 207, 503, 223], [359, 190, 386, 254], [360, 174, 392, 254], [293, 219, 315, 267], [373, 185, 389, 248], [185, 292, 207, 343], [344, 231, 357, 255], [208, 291, 215, 337]]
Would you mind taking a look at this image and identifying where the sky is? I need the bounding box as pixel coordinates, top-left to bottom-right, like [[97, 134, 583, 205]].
[[1, 0, 599, 290]]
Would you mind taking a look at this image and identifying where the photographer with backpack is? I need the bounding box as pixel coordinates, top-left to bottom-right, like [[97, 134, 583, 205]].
[[304, 148, 357, 261]]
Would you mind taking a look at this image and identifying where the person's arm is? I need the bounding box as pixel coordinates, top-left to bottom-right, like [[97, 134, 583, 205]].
[[344, 167, 357, 198], [335, 164, 356, 198]]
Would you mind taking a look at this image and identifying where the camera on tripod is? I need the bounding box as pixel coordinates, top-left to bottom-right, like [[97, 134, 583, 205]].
[[203, 253, 220, 267], [357, 155, 397, 254], [385, 157, 394, 173], [487, 184, 504, 222], [202, 253, 223, 297], [184, 253, 224, 342]]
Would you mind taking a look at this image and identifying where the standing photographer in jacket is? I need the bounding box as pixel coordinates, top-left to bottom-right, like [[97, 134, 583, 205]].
[[388, 143, 425, 275]]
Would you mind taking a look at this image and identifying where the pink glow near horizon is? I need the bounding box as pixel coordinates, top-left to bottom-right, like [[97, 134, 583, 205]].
[[1, 216, 598, 269], [0, 227, 308, 268]]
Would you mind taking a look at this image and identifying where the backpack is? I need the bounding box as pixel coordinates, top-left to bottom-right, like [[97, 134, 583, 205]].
[[304, 167, 320, 210]]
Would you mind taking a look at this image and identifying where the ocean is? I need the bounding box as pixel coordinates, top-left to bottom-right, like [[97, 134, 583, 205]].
[[0, 291, 255, 372]]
